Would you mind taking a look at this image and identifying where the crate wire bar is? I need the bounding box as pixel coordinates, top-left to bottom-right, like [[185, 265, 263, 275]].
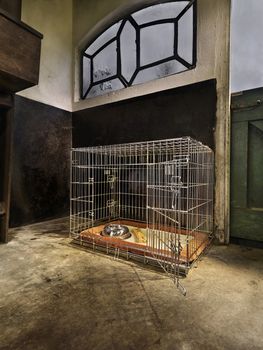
[[70, 137, 214, 293]]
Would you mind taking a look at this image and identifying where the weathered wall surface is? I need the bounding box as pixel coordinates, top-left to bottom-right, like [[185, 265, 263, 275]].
[[73, 0, 130, 47], [10, 96, 71, 227], [18, 0, 73, 111], [72, 0, 231, 242], [73, 79, 216, 149]]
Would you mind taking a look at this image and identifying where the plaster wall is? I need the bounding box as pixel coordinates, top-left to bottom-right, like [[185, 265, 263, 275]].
[[73, 0, 231, 242], [73, 0, 130, 47], [17, 0, 73, 111]]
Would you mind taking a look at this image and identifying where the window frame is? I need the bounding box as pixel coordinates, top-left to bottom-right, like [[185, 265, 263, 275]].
[[80, 0, 197, 99]]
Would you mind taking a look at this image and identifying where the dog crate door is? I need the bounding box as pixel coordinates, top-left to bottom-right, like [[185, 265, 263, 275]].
[[147, 159, 187, 294]]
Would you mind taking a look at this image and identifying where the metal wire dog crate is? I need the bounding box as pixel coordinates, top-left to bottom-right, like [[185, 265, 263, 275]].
[[70, 137, 214, 294]]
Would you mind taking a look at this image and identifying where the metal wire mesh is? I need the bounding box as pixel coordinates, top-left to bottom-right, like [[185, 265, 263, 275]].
[[70, 137, 214, 289]]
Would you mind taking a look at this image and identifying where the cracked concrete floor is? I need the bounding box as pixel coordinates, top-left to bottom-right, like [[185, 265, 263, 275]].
[[0, 218, 262, 350]]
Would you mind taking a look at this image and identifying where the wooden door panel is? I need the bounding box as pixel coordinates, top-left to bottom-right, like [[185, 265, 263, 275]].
[[231, 208, 263, 241], [248, 121, 263, 210], [231, 122, 248, 208], [231, 92, 263, 242]]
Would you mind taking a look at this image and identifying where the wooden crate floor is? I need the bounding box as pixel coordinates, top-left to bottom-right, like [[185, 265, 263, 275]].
[[80, 220, 210, 263]]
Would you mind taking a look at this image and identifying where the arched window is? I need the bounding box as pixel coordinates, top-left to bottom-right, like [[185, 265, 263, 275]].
[[81, 0, 196, 99]]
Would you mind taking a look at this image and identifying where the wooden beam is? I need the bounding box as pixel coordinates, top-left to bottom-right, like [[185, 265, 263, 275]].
[[0, 96, 13, 243], [0, 12, 42, 93]]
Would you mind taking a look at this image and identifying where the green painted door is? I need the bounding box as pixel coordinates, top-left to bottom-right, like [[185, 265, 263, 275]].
[[231, 89, 263, 242]]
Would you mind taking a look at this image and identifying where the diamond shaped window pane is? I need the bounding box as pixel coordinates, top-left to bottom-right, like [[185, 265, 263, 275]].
[[120, 20, 137, 82], [87, 79, 124, 98], [93, 41, 117, 82], [132, 2, 189, 25], [85, 21, 121, 56], [133, 60, 187, 85], [82, 56, 91, 96], [178, 6, 193, 64], [140, 23, 174, 67]]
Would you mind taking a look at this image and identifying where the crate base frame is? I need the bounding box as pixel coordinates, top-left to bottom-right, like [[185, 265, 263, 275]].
[[76, 219, 211, 275]]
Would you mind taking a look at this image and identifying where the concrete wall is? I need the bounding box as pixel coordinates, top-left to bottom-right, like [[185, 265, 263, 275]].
[[72, 0, 231, 242], [18, 0, 73, 111]]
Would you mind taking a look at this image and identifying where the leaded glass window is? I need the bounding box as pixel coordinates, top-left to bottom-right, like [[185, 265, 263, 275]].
[[81, 0, 197, 99]]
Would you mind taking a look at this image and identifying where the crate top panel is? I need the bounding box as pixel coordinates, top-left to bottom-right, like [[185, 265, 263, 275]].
[[72, 137, 212, 157]]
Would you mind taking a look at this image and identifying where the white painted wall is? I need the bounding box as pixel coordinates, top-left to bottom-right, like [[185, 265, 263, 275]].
[[18, 0, 73, 111], [231, 0, 263, 93]]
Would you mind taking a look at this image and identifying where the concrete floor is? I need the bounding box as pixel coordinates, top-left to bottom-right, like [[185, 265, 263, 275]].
[[0, 218, 262, 350]]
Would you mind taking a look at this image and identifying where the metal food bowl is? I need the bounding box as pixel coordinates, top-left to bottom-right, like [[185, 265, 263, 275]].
[[101, 224, 131, 240]]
